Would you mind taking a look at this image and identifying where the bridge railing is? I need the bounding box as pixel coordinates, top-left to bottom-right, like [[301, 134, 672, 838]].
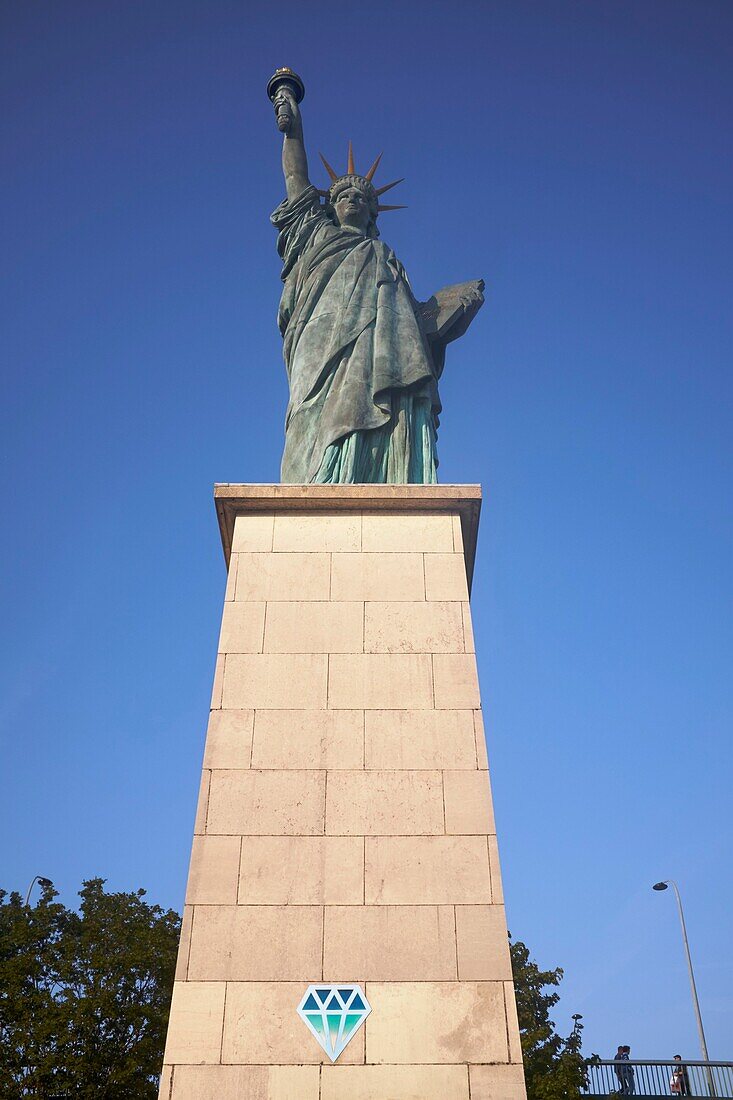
[[583, 1060, 733, 1099]]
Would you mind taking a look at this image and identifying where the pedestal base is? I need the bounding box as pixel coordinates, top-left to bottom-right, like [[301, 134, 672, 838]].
[[159, 485, 526, 1100]]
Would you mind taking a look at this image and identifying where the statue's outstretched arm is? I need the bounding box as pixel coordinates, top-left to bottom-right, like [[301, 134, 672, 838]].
[[272, 87, 310, 201]]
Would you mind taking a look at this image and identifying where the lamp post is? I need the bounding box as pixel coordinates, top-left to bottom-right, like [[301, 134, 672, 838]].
[[24, 876, 53, 907], [653, 880, 713, 1094]]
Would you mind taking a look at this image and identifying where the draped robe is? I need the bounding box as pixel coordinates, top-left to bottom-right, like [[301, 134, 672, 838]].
[[271, 186, 442, 484]]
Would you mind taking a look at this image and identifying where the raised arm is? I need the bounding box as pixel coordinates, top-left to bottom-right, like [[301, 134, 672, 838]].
[[272, 86, 310, 201]]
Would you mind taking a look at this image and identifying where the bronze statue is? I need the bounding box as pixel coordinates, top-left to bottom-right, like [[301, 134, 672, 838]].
[[268, 68, 484, 484]]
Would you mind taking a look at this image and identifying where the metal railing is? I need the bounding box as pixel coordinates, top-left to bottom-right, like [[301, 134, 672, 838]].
[[584, 1060, 733, 1098]]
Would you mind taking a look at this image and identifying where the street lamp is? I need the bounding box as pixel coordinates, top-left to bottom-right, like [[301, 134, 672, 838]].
[[653, 880, 713, 1090], [24, 876, 53, 907]]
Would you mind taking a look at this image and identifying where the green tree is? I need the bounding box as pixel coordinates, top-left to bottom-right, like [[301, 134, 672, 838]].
[[0, 879, 180, 1099], [511, 936, 589, 1100]]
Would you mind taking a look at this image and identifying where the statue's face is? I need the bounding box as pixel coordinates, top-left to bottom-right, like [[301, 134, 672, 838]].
[[333, 185, 371, 233]]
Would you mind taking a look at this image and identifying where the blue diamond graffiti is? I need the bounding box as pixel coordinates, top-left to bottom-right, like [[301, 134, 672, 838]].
[[296, 983, 371, 1062]]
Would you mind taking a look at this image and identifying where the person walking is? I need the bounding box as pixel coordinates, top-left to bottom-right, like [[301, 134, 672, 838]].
[[616, 1046, 636, 1095], [671, 1055, 691, 1096]]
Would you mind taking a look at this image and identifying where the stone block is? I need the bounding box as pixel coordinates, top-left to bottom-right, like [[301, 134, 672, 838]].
[[364, 601, 464, 653], [321, 1065, 470, 1100], [475, 710, 489, 769], [231, 514, 274, 552], [452, 513, 464, 553], [185, 835, 240, 905], [162, 980, 225, 1064], [158, 1064, 172, 1099], [222, 982, 364, 1064], [222, 653, 327, 710], [224, 554, 238, 601], [238, 835, 363, 904], [217, 601, 265, 653], [433, 653, 481, 709], [331, 552, 425, 602], [462, 602, 475, 652], [365, 836, 491, 904], [455, 905, 513, 980], [362, 512, 454, 552], [365, 981, 509, 1064], [263, 601, 363, 654], [194, 770, 210, 835], [273, 513, 361, 552], [328, 653, 433, 710], [424, 552, 469, 601], [206, 770, 325, 835], [210, 655, 224, 709], [444, 771, 496, 834], [324, 905, 457, 980], [202, 710, 254, 769], [488, 835, 504, 904], [326, 770, 444, 834], [174, 905, 193, 981], [252, 709, 363, 769], [171, 1065, 320, 1100], [187, 905, 322, 980], [365, 710, 476, 769], [505, 982, 523, 1063], [235, 552, 330, 601], [470, 1064, 527, 1100]]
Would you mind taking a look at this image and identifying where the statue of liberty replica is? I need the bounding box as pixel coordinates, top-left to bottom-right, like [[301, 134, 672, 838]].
[[268, 68, 485, 485]]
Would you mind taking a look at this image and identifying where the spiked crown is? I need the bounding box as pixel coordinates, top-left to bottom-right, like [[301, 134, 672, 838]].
[[317, 142, 406, 216]]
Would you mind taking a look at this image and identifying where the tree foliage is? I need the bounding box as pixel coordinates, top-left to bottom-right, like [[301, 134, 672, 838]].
[[511, 936, 588, 1100], [0, 878, 180, 1099]]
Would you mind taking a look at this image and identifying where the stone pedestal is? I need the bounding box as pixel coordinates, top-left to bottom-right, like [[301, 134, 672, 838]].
[[159, 485, 526, 1100]]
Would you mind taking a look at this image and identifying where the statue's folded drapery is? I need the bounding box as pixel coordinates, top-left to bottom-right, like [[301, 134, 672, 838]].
[[272, 186, 441, 484]]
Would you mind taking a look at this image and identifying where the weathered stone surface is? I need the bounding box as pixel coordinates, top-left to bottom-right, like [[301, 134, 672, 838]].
[[273, 512, 360, 551], [202, 710, 254, 769], [364, 600, 464, 653], [444, 770, 496, 834], [231, 514, 274, 553], [329, 653, 433, 709], [365, 710, 476, 769], [193, 771, 210, 835], [221, 982, 364, 1064], [173, 905, 193, 981], [238, 835, 363, 904], [206, 770, 325, 835], [424, 552, 469, 601], [470, 1064, 528, 1100], [362, 513, 454, 552], [186, 835, 240, 905], [252, 709, 363, 769], [365, 982, 509, 1063], [475, 709, 489, 769], [365, 836, 492, 904], [455, 905, 513, 980], [217, 601, 265, 653], [171, 1065, 320, 1100], [488, 835, 505, 904], [505, 981, 523, 1063], [331, 552, 425, 602], [321, 1065, 470, 1100], [324, 905, 457, 980], [222, 653, 327, 709], [235, 551, 330, 601], [187, 905, 322, 980], [326, 770, 444, 834], [263, 600, 363, 653], [433, 653, 481, 709], [162, 981, 225, 1065]]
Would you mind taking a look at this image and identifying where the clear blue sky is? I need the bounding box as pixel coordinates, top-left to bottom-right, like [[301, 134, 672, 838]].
[[2, 0, 731, 1063]]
